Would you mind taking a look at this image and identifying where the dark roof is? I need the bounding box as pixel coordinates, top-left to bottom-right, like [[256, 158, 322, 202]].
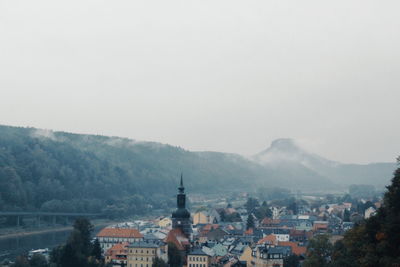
[[129, 241, 160, 248], [188, 249, 208, 256], [268, 247, 287, 254]]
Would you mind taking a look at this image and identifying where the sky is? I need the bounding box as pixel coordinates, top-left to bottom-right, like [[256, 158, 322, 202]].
[[0, 0, 399, 164]]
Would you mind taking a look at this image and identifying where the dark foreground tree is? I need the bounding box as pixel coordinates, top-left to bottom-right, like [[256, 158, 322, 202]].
[[50, 217, 103, 267], [329, 157, 400, 266], [246, 215, 255, 230], [152, 257, 168, 267], [303, 234, 332, 267], [167, 242, 181, 267], [283, 254, 300, 267]]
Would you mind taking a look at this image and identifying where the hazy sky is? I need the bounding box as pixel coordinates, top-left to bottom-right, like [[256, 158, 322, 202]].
[[1, 0, 399, 164]]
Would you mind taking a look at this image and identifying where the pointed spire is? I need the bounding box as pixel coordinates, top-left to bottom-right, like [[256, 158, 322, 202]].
[[178, 173, 184, 193], [180, 173, 183, 187]]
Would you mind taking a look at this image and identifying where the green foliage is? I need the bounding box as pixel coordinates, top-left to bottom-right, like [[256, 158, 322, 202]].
[[91, 239, 102, 261], [254, 201, 272, 219], [167, 242, 181, 267], [329, 160, 400, 266], [0, 125, 274, 217], [245, 198, 259, 214], [283, 254, 300, 267], [303, 234, 332, 267], [152, 257, 168, 267], [11, 256, 30, 267], [246, 215, 255, 230], [50, 218, 103, 267], [29, 254, 48, 267]]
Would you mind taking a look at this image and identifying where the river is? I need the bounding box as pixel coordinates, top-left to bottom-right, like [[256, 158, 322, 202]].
[[0, 226, 104, 262]]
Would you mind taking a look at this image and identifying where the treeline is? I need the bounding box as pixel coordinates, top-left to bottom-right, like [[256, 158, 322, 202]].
[[304, 158, 400, 267], [0, 125, 267, 218]]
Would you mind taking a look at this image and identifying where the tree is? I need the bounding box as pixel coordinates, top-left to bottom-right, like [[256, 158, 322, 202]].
[[167, 242, 181, 267], [287, 198, 298, 215], [245, 197, 260, 214], [329, 158, 400, 266], [29, 254, 48, 267], [303, 234, 332, 267], [51, 218, 100, 267], [152, 257, 168, 267], [343, 209, 350, 222], [254, 201, 272, 219], [246, 215, 255, 230], [91, 238, 103, 261], [12, 256, 30, 267], [283, 254, 300, 267]]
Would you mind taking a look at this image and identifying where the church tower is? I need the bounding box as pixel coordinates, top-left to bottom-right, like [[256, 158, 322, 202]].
[[172, 174, 192, 237]]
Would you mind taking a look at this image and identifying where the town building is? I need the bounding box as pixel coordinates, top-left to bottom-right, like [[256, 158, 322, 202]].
[[187, 249, 210, 267], [105, 242, 129, 267], [172, 175, 192, 238], [97, 228, 144, 251], [127, 241, 168, 267], [251, 246, 284, 267]]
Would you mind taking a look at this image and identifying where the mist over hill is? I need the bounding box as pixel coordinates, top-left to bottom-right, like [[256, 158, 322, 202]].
[[254, 138, 396, 187], [0, 125, 395, 215]]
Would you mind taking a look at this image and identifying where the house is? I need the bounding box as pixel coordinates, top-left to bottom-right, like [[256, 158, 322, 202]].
[[97, 228, 144, 251], [277, 241, 306, 256], [127, 240, 168, 267], [157, 217, 172, 228], [251, 246, 284, 267], [187, 249, 210, 267], [192, 214, 211, 225], [257, 235, 277, 246], [312, 221, 328, 233], [239, 246, 253, 266], [105, 242, 129, 267]]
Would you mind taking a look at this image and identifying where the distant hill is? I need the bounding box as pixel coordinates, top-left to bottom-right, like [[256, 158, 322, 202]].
[[253, 138, 396, 187], [0, 125, 395, 216]]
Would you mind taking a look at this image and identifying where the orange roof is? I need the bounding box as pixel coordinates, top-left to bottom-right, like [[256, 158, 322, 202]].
[[97, 228, 143, 238], [164, 228, 190, 251], [244, 228, 253, 235], [278, 241, 306, 256], [257, 234, 277, 245], [202, 224, 220, 231], [105, 242, 129, 259]]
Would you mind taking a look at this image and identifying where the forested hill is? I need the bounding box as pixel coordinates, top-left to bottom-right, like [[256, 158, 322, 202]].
[[0, 125, 394, 216], [0, 125, 278, 216]]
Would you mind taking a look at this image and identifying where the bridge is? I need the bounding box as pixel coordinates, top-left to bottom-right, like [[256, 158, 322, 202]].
[[0, 211, 102, 227]]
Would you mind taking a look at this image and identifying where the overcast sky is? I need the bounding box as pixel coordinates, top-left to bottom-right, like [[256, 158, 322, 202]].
[[0, 0, 399, 164]]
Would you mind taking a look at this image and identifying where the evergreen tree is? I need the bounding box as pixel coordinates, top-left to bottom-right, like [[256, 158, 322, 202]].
[[329, 157, 400, 266], [303, 234, 332, 267], [51, 218, 100, 267], [91, 238, 103, 261], [283, 254, 300, 267], [29, 254, 48, 267], [167, 242, 181, 267], [246, 215, 255, 230], [152, 257, 168, 267]]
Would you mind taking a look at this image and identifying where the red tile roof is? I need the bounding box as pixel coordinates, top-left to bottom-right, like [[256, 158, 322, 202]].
[[257, 234, 277, 245], [105, 242, 129, 257], [164, 228, 190, 251], [278, 241, 306, 256], [97, 228, 143, 238]]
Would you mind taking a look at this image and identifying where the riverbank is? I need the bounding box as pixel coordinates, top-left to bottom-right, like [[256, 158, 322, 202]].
[[0, 220, 116, 240]]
